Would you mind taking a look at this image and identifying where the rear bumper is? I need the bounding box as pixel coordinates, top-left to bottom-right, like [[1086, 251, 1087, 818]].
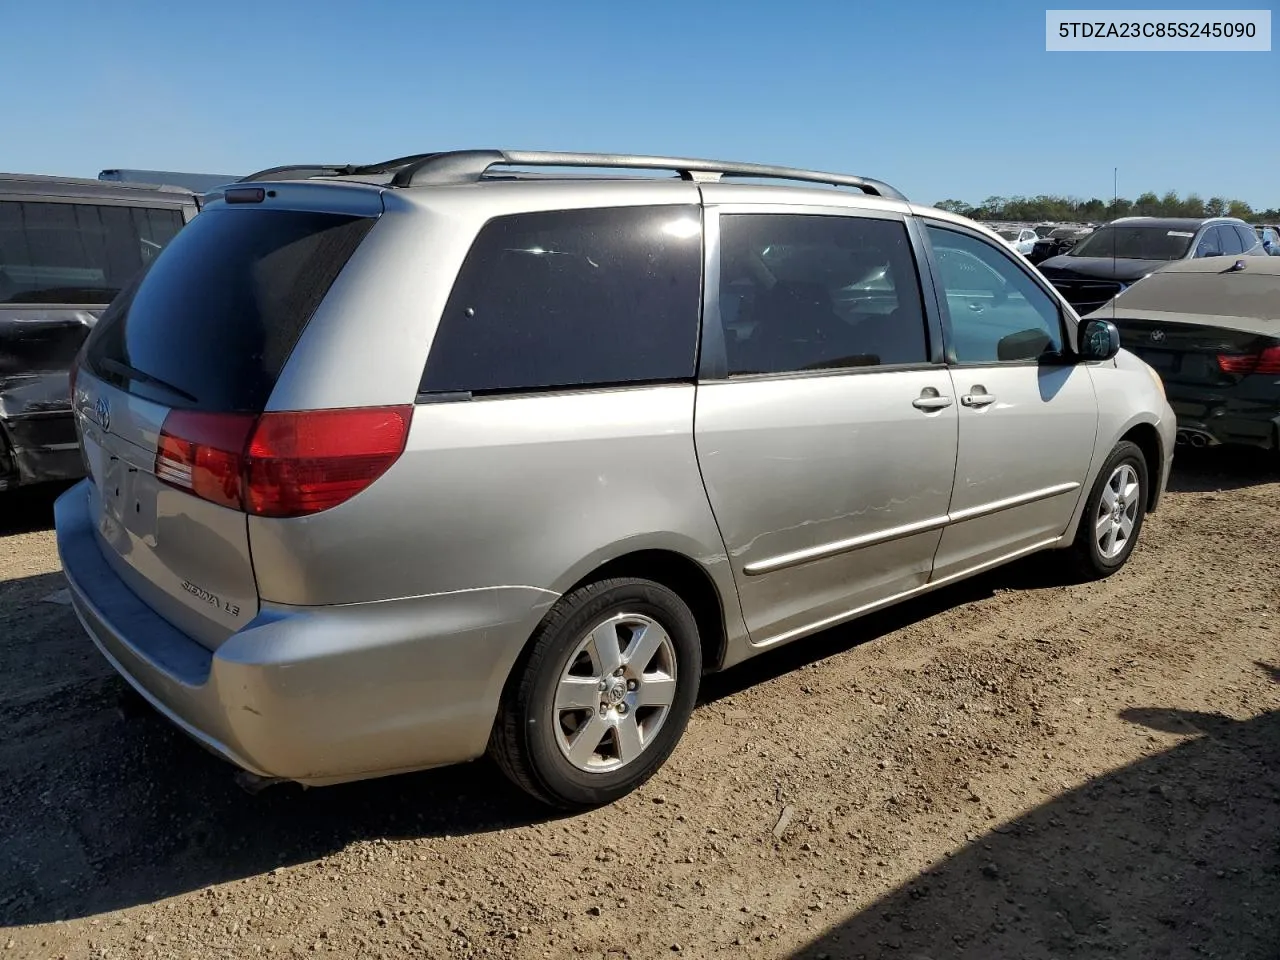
[[54, 481, 557, 785], [0, 411, 84, 490], [1167, 390, 1280, 450]]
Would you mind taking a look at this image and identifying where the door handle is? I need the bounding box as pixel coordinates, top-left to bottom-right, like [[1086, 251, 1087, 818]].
[[912, 395, 953, 411], [961, 392, 997, 408]]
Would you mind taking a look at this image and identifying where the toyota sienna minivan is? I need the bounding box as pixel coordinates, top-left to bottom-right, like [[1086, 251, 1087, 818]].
[[55, 150, 1175, 808]]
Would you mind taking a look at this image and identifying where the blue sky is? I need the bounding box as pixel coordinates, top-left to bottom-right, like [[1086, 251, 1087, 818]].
[[6, 0, 1276, 207]]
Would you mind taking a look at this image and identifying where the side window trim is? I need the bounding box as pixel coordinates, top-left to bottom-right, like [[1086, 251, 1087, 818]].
[[696, 205, 944, 383], [918, 218, 1073, 368]]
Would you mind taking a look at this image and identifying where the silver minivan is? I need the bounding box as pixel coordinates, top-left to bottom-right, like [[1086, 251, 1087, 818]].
[[55, 151, 1175, 808]]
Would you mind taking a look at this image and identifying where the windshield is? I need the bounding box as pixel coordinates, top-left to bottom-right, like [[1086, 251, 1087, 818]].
[[1070, 225, 1195, 260], [996, 229, 1019, 241]]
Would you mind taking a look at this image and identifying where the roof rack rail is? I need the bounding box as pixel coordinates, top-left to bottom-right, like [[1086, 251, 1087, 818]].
[[238, 153, 446, 184], [387, 150, 906, 200], [239, 164, 357, 182]]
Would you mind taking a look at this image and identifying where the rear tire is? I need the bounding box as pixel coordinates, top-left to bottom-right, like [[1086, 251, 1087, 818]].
[[489, 577, 702, 809], [1064, 440, 1148, 581]]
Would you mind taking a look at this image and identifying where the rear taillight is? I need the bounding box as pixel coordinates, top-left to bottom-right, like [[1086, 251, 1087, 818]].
[[156, 411, 256, 509], [155, 406, 411, 518], [1217, 345, 1280, 376]]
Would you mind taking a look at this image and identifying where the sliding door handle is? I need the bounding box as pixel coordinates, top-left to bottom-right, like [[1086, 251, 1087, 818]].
[[912, 395, 954, 411]]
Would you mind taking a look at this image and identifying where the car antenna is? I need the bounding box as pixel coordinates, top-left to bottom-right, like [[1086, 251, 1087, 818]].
[[1112, 166, 1118, 323]]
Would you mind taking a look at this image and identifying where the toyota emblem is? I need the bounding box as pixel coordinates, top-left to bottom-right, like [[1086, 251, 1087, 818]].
[[1149, 329, 1166, 343], [94, 396, 111, 433]]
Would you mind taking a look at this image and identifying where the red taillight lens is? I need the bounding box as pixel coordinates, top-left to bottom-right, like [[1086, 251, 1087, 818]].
[[154, 406, 411, 518], [156, 411, 256, 509], [244, 407, 411, 518], [1218, 345, 1280, 376]]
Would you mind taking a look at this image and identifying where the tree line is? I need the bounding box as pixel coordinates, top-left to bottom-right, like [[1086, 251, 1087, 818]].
[[933, 192, 1280, 224]]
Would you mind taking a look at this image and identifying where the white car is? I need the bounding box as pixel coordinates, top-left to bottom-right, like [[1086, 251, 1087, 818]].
[[995, 226, 1039, 255]]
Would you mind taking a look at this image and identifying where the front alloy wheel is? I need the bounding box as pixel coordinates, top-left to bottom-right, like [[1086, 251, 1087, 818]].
[[1095, 462, 1141, 560], [1066, 439, 1149, 579]]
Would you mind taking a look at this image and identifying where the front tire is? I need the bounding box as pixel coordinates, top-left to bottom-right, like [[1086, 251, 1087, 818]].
[[1065, 440, 1149, 580], [489, 577, 702, 809]]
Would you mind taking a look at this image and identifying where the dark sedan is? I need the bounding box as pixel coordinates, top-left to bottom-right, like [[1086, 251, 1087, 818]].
[[1039, 216, 1266, 316], [1085, 255, 1280, 451]]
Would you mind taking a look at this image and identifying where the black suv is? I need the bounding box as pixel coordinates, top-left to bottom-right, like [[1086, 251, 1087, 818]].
[[1, 174, 199, 491], [1037, 216, 1265, 315]]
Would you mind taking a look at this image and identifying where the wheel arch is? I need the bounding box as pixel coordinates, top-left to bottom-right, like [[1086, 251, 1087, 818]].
[[1118, 420, 1165, 512], [562, 548, 732, 675], [1063, 412, 1167, 546]]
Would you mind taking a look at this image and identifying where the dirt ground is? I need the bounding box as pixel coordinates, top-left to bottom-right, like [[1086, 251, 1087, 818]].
[[1, 448, 1278, 960]]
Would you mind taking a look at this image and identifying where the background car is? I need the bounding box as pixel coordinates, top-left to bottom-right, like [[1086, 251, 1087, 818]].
[[1254, 224, 1280, 255], [1088, 255, 1280, 451], [994, 226, 1039, 255], [0, 173, 198, 492], [1037, 216, 1266, 315], [1026, 225, 1094, 265]]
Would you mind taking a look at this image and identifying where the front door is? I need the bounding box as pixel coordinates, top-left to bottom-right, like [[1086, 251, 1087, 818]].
[[922, 223, 1099, 580], [694, 206, 958, 648]]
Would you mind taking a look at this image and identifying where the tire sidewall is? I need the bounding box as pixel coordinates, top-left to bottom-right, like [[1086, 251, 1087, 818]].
[[1081, 442, 1149, 573], [521, 581, 701, 807]]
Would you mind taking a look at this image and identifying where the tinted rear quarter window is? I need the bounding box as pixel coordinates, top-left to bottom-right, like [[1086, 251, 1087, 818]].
[[421, 205, 702, 395], [0, 200, 184, 305], [85, 207, 375, 412]]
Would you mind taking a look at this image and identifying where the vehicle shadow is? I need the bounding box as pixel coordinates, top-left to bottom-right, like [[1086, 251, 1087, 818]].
[[0, 481, 72, 535], [0, 553, 1068, 927], [1167, 445, 1279, 493], [701, 554, 1062, 705], [787, 671, 1280, 959]]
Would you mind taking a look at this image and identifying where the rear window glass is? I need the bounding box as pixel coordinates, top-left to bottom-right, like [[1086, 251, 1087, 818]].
[[421, 205, 702, 395], [1071, 225, 1194, 260], [0, 201, 184, 305], [85, 207, 374, 412]]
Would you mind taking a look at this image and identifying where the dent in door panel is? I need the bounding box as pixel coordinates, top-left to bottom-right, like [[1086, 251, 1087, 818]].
[[694, 373, 958, 644]]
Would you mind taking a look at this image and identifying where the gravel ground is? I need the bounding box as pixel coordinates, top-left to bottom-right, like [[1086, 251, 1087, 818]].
[[1, 449, 1278, 960]]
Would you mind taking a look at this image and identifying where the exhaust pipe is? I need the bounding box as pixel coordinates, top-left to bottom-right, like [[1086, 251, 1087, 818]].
[[1177, 429, 1218, 448], [234, 769, 284, 795]]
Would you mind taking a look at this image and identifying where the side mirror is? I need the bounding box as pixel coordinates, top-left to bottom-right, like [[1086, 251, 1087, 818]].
[[1079, 319, 1121, 361]]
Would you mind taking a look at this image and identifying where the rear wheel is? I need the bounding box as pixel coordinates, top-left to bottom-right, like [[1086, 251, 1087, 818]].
[[489, 577, 702, 809], [1064, 440, 1148, 580]]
